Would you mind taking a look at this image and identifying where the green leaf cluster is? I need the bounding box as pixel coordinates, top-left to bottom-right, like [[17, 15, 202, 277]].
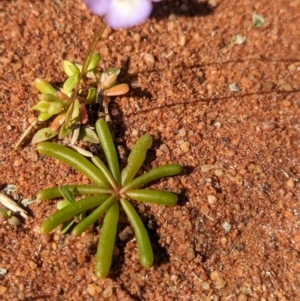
[[36, 118, 182, 278], [31, 53, 129, 145]]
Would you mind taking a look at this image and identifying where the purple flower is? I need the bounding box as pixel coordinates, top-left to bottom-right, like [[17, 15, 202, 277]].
[[84, 0, 161, 29]]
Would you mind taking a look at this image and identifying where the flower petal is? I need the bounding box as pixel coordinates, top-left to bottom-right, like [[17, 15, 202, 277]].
[[84, 0, 111, 15], [105, 0, 153, 29]]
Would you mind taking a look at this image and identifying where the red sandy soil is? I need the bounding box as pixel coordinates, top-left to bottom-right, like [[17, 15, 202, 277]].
[[0, 0, 300, 300]]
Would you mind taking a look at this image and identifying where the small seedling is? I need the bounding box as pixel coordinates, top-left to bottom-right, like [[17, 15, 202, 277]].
[[36, 118, 182, 278], [15, 24, 129, 149]]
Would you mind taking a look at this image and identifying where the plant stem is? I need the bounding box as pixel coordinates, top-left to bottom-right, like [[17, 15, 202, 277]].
[[73, 23, 106, 101]]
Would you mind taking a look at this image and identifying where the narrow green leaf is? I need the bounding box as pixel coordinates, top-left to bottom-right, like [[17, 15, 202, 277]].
[[40, 195, 109, 234], [59, 186, 76, 203], [85, 87, 97, 105], [121, 134, 153, 186], [63, 73, 80, 94], [58, 123, 72, 139], [126, 190, 178, 206], [72, 195, 117, 236], [37, 112, 52, 122], [95, 119, 121, 185], [37, 142, 111, 188], [38, 93, 61, 102], [121, 198, 153, 268], [32, 100, 51, 112], [63, 60, 80, 77], [79, 126, 99, 143], [121, 164, 183, 192], [31, 128, 57, 144], [37, 185, 113, 200], [65, 99, 80, 128], [57, 200, 72, 210], [48, 102, 64, 115], [60, 219, 75, 234], [87, 53, 101, 72], [95, 202, 119, 279], [34, 78, 57, 95]]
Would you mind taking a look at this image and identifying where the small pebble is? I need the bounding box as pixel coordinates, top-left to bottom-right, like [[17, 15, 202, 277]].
[[144, 53, 155, 64], [215, 278, 226, 289], [207, 195, 217, 205], [286, 178, 295, 188], [238, 293, 248, 301], [210, 271, 221, 281], [0, 286, 7, 294], [130, 77, 141, 89], [214, 169, 224, 177], [261, 122, 276, 131], [201, 281, 210, 290], [102, 286, 113, 298], [87, 284, 95, 296], [208, 0, 218, 7], [178, 128, 186, 137], [8, 216, 21, 226], [180, 141, 190, 152], [282, 99, 291, 107], [201, 164, 214, 172], [221, 222, 231, 233]]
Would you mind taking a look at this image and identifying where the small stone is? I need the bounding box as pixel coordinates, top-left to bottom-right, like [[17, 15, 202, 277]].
[[178, 128, 186, 137], [130, 77, 141, 89], [201, 164, 214, 172], [282, 99, 291, 107], [221, 222, 231, 233], [29, 261, 37, 269], [207, 195, 217, 205], [214, 169, 224, 177], [286, 178, 295, 188], [201, 204, 209, 215], [229, 82, 240, 92], [133, 33, 141, 43], [215, 278, 226, 289], [102, 286, 113, 298], [220, 237, 227, 247], [159, 143, 169, 153], [238, 293, 248, 301], [87, 284, 96, 296], [13, 158, 23, 167], [131, 129, 139, 137], [208, 0, 218, 7], [186, 247, 196, 261], [179, 35, 186, 47], [261, 122, 276, 131], [202, 281, 210, 290], [144, 53, 155, 64], [281, 84, 293, 92], [210, 271, 221, 281], [180, 141, 190, 152], [0, 285, 7, 294], [288, 64, 297, 72], [8, 216, 21, 226]]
